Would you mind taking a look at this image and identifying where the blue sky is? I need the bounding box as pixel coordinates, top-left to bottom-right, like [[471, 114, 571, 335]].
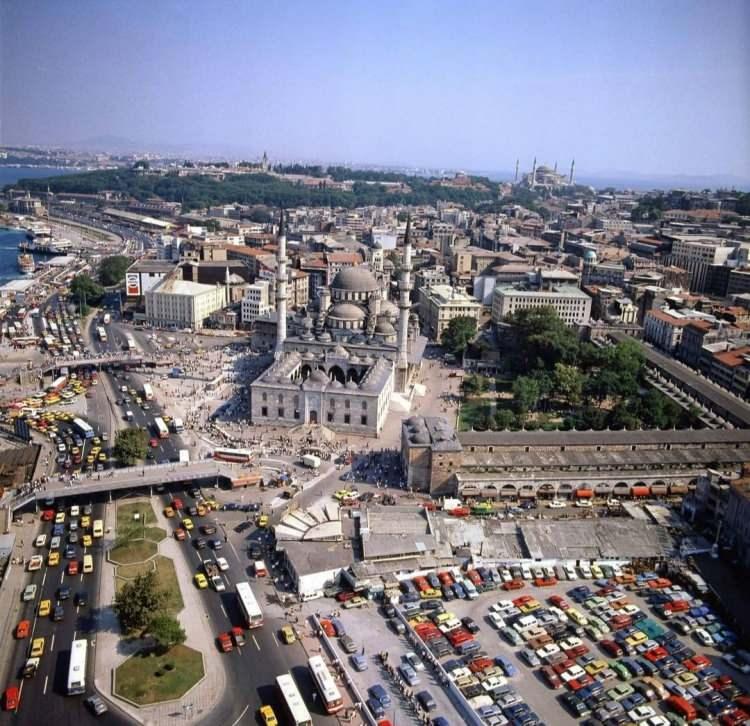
[[1, 0, 748, 179]]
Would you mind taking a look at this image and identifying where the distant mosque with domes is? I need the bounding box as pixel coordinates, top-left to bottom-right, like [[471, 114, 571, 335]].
[[249, 215, 425, 436], [519, 158, 576, 190]]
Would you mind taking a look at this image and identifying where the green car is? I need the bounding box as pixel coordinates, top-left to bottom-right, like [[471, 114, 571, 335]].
[[606, 683, 634, 701], [609, 660, 631, 681]]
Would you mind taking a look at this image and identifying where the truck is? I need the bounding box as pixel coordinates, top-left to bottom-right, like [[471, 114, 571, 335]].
[[230, 471, 263, 488], [302, 454, 321, 469], [142, 383, 154, 401], [102, 313, 110, 324]]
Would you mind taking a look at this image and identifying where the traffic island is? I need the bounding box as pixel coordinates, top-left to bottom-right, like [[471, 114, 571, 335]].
[[113, 645, 204, 706], [115, 554, 184, 616], [108, 499, 165, 565]]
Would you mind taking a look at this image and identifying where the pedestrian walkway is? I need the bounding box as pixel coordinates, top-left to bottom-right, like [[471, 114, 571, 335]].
[[94, 502, 228, 725]]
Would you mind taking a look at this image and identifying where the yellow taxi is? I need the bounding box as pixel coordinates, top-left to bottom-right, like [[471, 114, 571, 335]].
[[47, 552, 60, 567], [196, 504, 207, 517], [182, 517, 194, 531], [408, 614, 429, 625], [38, 600, 52, 617], [519, 600, 541, 614], [204, 499, 219, 510], [163, 506, 175, 518], [674, 671, 699, 688], [81, 515, 91, 529], [259, 705, 278, 726], [82, 534, 93, 548], [92, 437, 101, 447], [257, 515, 269, 529], [55, 512, 66, 524], [420, 588, 442, 600], [625, 631, 648, 649], [86, 454, 95, 465], [194, 573, 208, 589], [585, 659, 609, 676], [280, 625, 296, 644], [31, 637, 45, 657], [163, 415, 172, 424], [98, 452, 107, 462]]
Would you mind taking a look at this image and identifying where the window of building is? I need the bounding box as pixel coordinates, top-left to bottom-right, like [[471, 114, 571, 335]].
[[361, 415, 368, 426], [278, 407, 284, 418], [344, 414, 351, 424], [345, 400, 350, 409], [294, 410, 300, 420], [361, 401, 367, 410], [327, 411, 334, 423], [261, 406, 268, 417], [278, 394, 283, 404]]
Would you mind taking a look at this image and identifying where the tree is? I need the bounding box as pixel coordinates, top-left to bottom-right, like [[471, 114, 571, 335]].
[[552, 363, 583, 406], [512, 376, 541, 414], [441, 316, 477, 357], [462, 374, 488, 395], [506, 307, 579, 371], [69, 274, 103, 312], [148, 613, 186, 653], [99, 255, 130, 287], [113, 428, 149, 466], [494, 408, 516, 430], [114, 571, 167, 632]]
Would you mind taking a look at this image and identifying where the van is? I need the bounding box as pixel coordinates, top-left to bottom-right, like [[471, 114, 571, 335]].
[[83, 554, 93, 574], [125, 410, 133, 421]]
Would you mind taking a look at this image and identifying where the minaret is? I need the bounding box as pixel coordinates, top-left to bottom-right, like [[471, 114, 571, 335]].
[[514, 159, 519, 183], [531, 157, 537, 189], [397, 215, 413, 392], [554, 161, 558, 173], [569, 159, 575, 185], [274, 209, 287, 360]]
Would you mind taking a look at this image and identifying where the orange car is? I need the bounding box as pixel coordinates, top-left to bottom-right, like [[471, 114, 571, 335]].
[[14, 621, 30, 639]]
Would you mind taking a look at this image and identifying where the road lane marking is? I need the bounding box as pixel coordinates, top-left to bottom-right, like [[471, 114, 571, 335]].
[[273, 633, 279, 648], [43, 675, 48, 695], [220, 603, 228, 618], [73, 630, 77, 640], [50, 633, 55, 652], [60, 571, 64, 584], [41, 570, 47, 588], [253, 635, 260, 651], [228, 538, 240, 561], [230, 704, 249, 726]]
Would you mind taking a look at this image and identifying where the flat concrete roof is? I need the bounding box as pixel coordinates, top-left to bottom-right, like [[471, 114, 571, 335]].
[[281, 540, 352, 577]]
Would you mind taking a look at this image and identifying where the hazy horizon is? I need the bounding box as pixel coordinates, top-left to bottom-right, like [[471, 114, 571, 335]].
[[2, 1, 749, 183]]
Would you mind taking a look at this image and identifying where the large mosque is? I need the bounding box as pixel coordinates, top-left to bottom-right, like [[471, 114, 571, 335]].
[[249, 216, 424, 436]]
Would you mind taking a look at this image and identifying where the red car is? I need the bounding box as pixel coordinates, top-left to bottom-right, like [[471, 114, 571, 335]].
[[171, 497, 184, 510], [320, 620, 335, 637], [149, 438, 159, 448], [503, 580, 525, 591], [721, 708, 750, 726], [469, 658, 493, 673], [552, 659, 576, 675], [14, 621, 30, 640], [465, 570, 483, 587], [438, 571, 454, 586], [541, 665, 562, 689], [643, 646, 669, 663], [446, 629, 472, 646], [549, 595, 570, 610], [609, 614, 632, 629], [67, 560, 79, 576], [600, 639, 623, 657], [217, 632, 233, 652], [566, 644, 590, 659], [3, 685, 19, 712], [567, 674, 594, 691], [513, 595, 533, 607], [335, 591, 356, 602], [534, 577, 558, 587], [41, 509, 54, 522], [230, 627, 246, 647], [413, 577, 430, 592], [683, 655, 711, 671]]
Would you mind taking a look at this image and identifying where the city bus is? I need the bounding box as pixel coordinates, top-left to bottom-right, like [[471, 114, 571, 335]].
[[172, 417, 184, 433], [308, 655, 343, 714], [72, 417, 95, 440], [96, 326, 107, 342], [236, 581, 263, 629], [125, 333, 136, 351], [276, 674, 312, 726], [48, 375, 68, 393], [92, 520, 104, 539], [142, 383, 154, 401], [67, 639, 87, 695], [212, 447, 254, 464], [153, 417, 169, 439]]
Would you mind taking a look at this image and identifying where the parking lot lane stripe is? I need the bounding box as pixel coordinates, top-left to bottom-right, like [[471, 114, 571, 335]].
[[253, 635, 260, 651], [43, 675, 48, 695]]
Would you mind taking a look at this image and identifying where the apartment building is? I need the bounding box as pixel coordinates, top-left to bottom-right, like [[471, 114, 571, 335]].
[[241, 280, 274, 324], [417, 284, 482, 340], [491, 285, 591, 327], [669, 236, 735, 292]]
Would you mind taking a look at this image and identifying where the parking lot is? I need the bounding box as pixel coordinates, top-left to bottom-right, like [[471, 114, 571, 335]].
[[314, 563, 750, 726]]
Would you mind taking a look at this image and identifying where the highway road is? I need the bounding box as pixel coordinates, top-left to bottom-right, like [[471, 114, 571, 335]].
[[0, 499, 131, 726], [159, 488, 340, 726]]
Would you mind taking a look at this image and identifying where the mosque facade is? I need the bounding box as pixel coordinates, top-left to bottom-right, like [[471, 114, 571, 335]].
[[249, 216, 424, 436]]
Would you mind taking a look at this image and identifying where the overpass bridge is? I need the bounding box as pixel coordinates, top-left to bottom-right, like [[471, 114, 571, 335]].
[[5, 459, 262, 512], [42, 353, 169, 373]]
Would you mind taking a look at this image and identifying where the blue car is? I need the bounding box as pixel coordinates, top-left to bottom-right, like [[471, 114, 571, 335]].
[[569, 585, 592, 602], [330, 617, 346, 637], [451, 581, 466, 599], [368, 684, 391, 708], [494, 655, 518, 677], [366, 697, 385, 719]]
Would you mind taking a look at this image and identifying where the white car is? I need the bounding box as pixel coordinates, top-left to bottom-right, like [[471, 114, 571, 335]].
[[628, 705, 657, 721], [34, 534, 47, 547], [521, 565, 532, 580], [215, 557, 230, 572], [499, 568, 513, 583], [50, 536, 61, 550], [694, 628, 715, 647], [531, 566, 544, 579], [70, 505, 80, 517], [575, 499, 593, 508], [27, 555, 44, 571], [560, 664, 586, 682], [535, 643, 561, 660], [548, 500, 566, 509], [563, 563, 577, 580], [489, 612, 506, 629], [403, 651, 425, 672], [606, 499, 621, 508], [210, 576, 226, 592]]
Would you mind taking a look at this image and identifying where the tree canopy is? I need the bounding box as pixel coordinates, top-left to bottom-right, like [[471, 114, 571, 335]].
[[113, 428, 149, 466], [148, 614, 186, 653], [69, 274, 103, 312], [99, 255, 131, 287], [441, 316, 477, 356], [114, 571, 167, 633]]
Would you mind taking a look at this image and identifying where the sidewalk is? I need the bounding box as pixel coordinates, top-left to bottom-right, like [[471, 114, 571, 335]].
[[94, 501, 228, 725]]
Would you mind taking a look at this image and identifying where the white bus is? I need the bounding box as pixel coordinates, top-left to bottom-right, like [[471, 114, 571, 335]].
[[154, 417, 169, 439], [96, 326, 107, 342], [276, 674, 312, 726], [125, 333, 136, 350], [172, 417, 184, 433], [142, 383, 154, 401], [72, 417, 95, 440], [212, 447, 254, 464], [308, 655, 343, 714], [236, 581, 263, 629], [67, 639, 87, 695]]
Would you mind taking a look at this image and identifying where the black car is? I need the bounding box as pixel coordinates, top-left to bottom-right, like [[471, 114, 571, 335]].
[[209, 539, 223, 550], [200, 525, 217, 535], [461, 616, 480, 634], [64, 545, 76, 559], [57, 586, 71, 601], [193, 538, 207, 549], [188, 506, 198, 517], [82, 505, 92, 516], [244, 503, 261, 512], [75, 591, 89, 607], [382, 603, 396, 619], [416, 690, 437, 712], [52, 605, 65, 622]]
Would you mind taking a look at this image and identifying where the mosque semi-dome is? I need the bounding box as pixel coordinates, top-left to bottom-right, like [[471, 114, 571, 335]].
[[328, 303, 366, 321], [375, 320, 396, 336], [331, 266, 380, 293]]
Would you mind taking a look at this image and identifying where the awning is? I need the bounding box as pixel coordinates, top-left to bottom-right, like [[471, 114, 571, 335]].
[[650, 484, 668, 495], [669, 484, 689, 495], [595, 484, 612, 494], [576, 489, 594, 498], [460, 487, 481, 496], [499, 489, 516, 498], [631, 486, 651, 497], [519, 490, 536, 499]]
